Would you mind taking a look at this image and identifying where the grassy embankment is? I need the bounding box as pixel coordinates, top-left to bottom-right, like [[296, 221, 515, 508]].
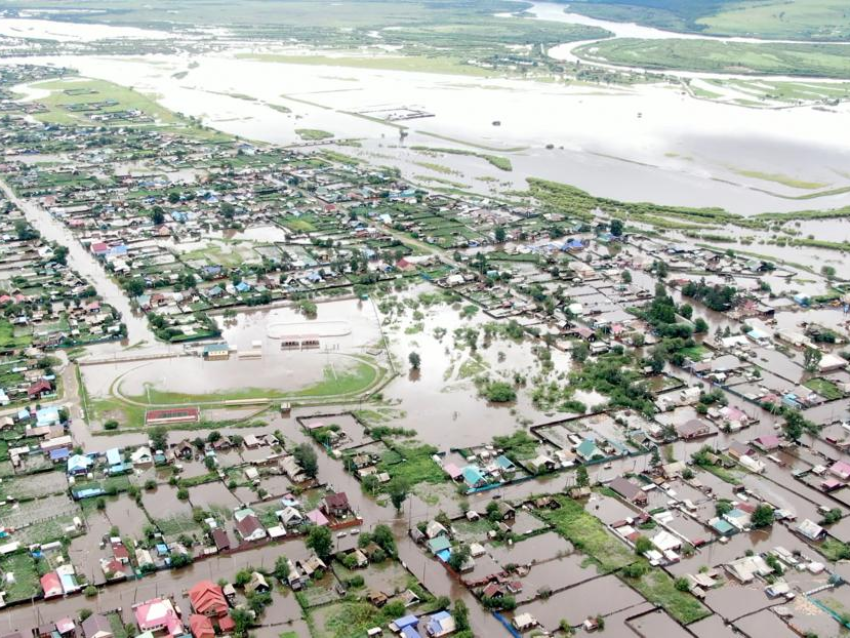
[[576, 38, 850, 80], [411, 145, 513, 171]]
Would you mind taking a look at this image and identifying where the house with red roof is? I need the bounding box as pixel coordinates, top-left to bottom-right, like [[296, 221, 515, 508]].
[[28, 379, 53, 400], [188, 580, 228, 617], [320, 492, 350, 518], [189, 616, 214, 638], [40, 572, 62, 598]]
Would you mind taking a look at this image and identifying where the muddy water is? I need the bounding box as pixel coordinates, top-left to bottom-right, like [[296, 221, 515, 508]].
[[7, 45, 850, 216]]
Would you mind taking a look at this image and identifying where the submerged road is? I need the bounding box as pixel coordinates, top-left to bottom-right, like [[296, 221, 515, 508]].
[[0, 177, 156, 345]]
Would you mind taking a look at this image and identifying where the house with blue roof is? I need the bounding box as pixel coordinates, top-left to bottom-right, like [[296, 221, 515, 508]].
[[36, 406, 61, 427], [426, 611, 456, 637], [235, 281, 252, 293], [106, 448, 122, 467], [461, 465, 488, 489], [576, 439, 605, 462], [393, 615, 419, 631], [427, 536, 451, 555], [50, 448, 70, 463], [67, 454, 92, 476], [401, 628, 422, 638]]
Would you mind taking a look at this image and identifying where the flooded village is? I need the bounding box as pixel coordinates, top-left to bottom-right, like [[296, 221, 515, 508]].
[[1, 37, 850, 638]]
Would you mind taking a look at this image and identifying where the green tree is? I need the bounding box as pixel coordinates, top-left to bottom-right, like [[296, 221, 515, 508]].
[[454, 600, 470, 631], [294, 443, 318, 478], [804, 347, 822, 373], [610, 219, 624, 237], [634, 536, 652, 555], [494, 226, 506, 243], [408, 351, 421, 370], [576, 465, 590, 488], [751, 504, 775, 528], [389, 481, 409, 512], [230, 608, 253, 638], [306, 525, 333, 561], [150, 426, 168, 451], [448, 544, 471, 572]]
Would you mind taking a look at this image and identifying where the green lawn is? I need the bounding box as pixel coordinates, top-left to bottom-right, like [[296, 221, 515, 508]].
[[631, 567, 711, 624], [0, 318, 32, 349], [805, 377, 844, 400], [535, 495, 635, 571], [0, 552, 40, 601]]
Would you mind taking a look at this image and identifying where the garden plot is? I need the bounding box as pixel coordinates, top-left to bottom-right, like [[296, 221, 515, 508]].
[[0, 552, 40, 602], [1, 494, 80, 544], [0, 471, 67, 500], [487, 530, 572, 566], [512, 574, 648, 632], [629, 608, 692, 638], [514, 554, 595, 603]]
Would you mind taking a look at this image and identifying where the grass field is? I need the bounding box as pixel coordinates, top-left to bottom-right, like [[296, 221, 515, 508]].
[[805, 377, 844, 400], [632, 568, 711, 624], [565, 0, 850, 41], [0, 318, 31, 349], [22, 77, 228, 141], [698, 0, 850, 40], [535, 495, 635, 571], [576, 38, 850, 79]]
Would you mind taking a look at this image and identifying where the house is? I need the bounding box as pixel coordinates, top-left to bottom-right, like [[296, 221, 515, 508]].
[[609, 477, 648, 507], [131, 446, 154, 466], [796, 519, 825, 541], [133, 598, 183, 636], [830, 461, 850, 481], [676, 419, 712, 440], [27, 379, 53, 400], [67, 454, 93, 476], [247, 572, 270, 594], [426, 611, 456, 637], [725, 555, 773, 583], [576, 439, 605, 462], [81, 614, 113, 638], [40, 571, 63, 598], [211, 529, 231, 552], [188, 580, 228, 617], [112, 540, 130, 564], [461, 466, 488, 489], [425, 521, 448, 540], [233, 510, 266, 542], [321, 492, 351, 518], [189, 616, 214, 638], [513, 613, 538, 631]]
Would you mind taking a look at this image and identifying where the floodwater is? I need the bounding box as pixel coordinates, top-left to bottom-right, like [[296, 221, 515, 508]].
[[4, 18, 850, 215]]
